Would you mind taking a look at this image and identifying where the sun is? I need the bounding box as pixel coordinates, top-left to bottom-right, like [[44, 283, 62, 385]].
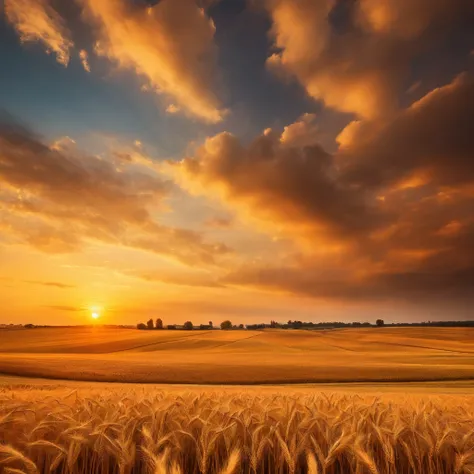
[[91, 312, 100, 320]]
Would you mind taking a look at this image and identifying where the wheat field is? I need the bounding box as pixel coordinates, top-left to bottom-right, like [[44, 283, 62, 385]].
[[2, 327, 474, 384], [2, 328, 474, 473], [1, 384, 474, 474]]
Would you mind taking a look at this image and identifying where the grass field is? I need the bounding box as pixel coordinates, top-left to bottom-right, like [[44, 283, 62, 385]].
[[1, 327, 474, 384]]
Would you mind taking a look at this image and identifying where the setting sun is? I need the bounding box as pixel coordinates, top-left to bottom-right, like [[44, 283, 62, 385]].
[[91, 312, 100, 320]]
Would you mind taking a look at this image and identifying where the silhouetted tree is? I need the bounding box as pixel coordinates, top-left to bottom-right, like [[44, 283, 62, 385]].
[[167, 325, 177, 330], [376, 319, 385, 327], [183, 321, 193, 330], [155, 318, 163, 329], [137, 323, 147, 330], [146, 318, 154, 330], [209, 321, 213, 329], [239, 324, 244, 329], [221, 320, 232, 330]]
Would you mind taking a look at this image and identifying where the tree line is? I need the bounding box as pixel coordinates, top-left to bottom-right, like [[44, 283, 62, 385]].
[[135, 319, 474, 330], [137, 319, 387, 330], [136, 319, 240, 330]]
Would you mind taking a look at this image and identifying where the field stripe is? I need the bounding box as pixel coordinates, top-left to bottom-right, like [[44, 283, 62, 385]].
[[208, 333, 263, 350], [362, 340, 474, 354], [105, 331, 214, 353]]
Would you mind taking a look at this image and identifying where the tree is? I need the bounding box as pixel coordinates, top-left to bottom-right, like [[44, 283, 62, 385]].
[[146, 318, 154, 330], [137, 323, 147, 330], [239, 324, 244, 329], [221, 320, 232, 330], [209, 321, 213, 329], [183, 321, 193, 330], [376, 319, 385, 327], [155, 318, 163, 329]]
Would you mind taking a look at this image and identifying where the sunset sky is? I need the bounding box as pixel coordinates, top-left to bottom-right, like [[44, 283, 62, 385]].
[[1, 0, 474, 325]]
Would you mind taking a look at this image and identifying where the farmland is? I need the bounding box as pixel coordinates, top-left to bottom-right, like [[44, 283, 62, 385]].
[[1, 327, 474, 384], [2, 383, 474, 474], [2, 327, 474, 473]]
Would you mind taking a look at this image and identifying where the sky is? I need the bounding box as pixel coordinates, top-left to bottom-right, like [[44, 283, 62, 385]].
[[1, 0, 474, 326]]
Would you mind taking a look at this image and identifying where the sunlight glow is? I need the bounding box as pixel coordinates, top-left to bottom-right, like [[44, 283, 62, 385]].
[[91, 312, 100, 320]]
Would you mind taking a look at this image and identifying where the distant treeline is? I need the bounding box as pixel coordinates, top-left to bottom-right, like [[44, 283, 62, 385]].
[[136, 319, 237, 331], [4, 320, 474, 331], [135, 319, 474, 330]]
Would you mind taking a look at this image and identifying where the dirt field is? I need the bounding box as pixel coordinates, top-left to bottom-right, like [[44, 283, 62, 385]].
[[1, 326, 474, 384]]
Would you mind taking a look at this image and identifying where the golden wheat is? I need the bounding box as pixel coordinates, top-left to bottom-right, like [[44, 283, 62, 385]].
[[0, 385, 473, 473]]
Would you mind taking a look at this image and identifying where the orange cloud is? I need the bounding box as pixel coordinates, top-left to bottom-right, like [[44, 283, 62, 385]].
[[5, 0, 73, 66], [356, 0, 474, 39], [204, 216, 234, 229], [340, 74, 474, 188], [129, 270, 222, 288], [265, 0, 474, 119], [265, 0, 402, 118], [23, 280, 75, 289], [166, 104, 181, 115], [0, 119, 231, 266], [172, 127, 384, 248], [169, 73, 474, 304], [79, 49, 91, 72], [81, 0, 224, 122], [280, 113, 319, 147]]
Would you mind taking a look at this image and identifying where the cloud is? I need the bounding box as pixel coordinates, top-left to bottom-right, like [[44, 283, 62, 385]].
[[79, 49, 91, 72], [129, 270, 222, 288], [265, 0, 474, 118], [23, 280, 76, 289], [280, 113, 319, 147], [166, 104, 181, 115], [173, 127, 384, 247], [340, 74, 474, 188], [406, 81, 422, 95], [81, 0, 224, 122], [46, 305, 82, 312], [204, 216, 234, 229], [171, 73, 474, 304], [0, 117, 231, 266], [223, 260, 474, 304], [5, 0, 73, 66], [356, 0, 474, 39]]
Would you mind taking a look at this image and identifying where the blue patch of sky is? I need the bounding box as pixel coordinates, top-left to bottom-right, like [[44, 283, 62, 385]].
[[0, 25, 211, 158], [0, 0, 353, 161], [209, 0, 354, 151]]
